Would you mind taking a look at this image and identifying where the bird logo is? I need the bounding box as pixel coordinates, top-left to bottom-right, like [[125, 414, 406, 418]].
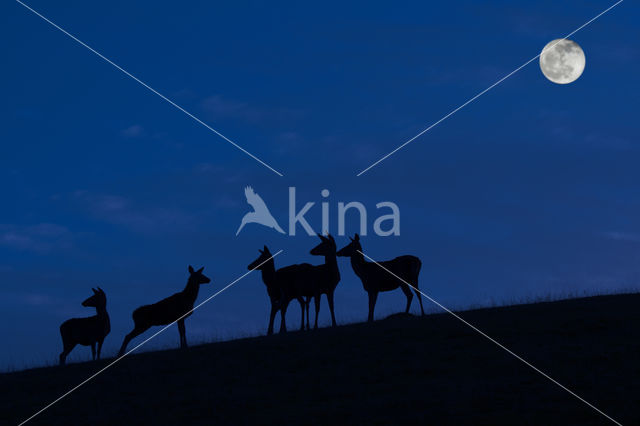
[[236, 186, 285, 236]]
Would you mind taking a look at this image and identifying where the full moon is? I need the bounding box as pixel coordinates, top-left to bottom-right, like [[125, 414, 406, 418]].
[[539, 39, 585, 84]]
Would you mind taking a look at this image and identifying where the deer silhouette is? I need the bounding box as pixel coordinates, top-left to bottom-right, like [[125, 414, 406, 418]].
[[337, 234, 424, 321], [248, 246, 315, 334], [118, 266, 211, 356], [308, 233, 341, 329], [59, 287, 110, 365]]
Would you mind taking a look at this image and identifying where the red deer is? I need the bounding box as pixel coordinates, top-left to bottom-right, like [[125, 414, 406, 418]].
[[118, 266, 211, 356], [337, 234, 424, 321], [59, 287, 110, 365], [248, 246, 315, 334], [308, 233, 341, 329]]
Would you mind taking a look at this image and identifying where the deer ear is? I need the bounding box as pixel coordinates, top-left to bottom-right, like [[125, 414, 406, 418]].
[[98, 287, 104, 294], [263, 245, 271, 254], [317, 233, 326, 241], [349, 236, 354, 242], [92, 288, 98, 294], [197, 267, 204, 273], [354, 233, 360, 241], [328, 234, 335, 242], [188, 265, 195, 274]]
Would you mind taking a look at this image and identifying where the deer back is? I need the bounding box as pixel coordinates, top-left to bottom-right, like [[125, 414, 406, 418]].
[[357, 255, 421, 292], [133, 291, 195, 326], [276, 263, 319, 299], [60, 315, 106, 345]]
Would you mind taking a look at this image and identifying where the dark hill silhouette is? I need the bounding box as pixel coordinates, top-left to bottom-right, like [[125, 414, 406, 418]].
[[4, 293, 640, 425]]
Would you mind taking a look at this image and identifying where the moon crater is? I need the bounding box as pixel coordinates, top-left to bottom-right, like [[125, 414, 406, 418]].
[[539, 39, 585, 84]]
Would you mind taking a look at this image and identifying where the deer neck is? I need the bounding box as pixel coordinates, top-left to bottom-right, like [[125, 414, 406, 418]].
[[97, 305, 110, 329], [349, 251, 367, 277], [260, 259, 277, 287], [324, 252, 340, 279], [183, 278, 200, 302], [95, 305, 108, 318]]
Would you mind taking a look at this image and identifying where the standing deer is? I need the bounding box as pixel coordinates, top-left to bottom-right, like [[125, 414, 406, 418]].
[[308, 233, 341, 329], [118, 265, 211, 356], [248, 246, 315, 334], [337, 234, 424, 321], [59, 287, 110, 365]]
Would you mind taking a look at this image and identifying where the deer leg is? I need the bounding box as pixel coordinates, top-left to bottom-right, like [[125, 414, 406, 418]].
[[305, 298, 311, 330], [59, 342, 76, 366], [327, 290, 337, 327], [91, 342, 96, 361], [178, 319, 187, 348], [313, 294, 321, 329], [401, 284, 414, 313], [368, 291, 378, 322], [414, 287, 425, 315], [268, 304, 277, 335], [298, 298, 305, 331], [97, 339, 104, 360], [119, 325, 149, 356], [279, 301, 289, 333]]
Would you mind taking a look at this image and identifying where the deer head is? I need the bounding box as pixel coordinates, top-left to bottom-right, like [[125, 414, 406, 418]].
[[310, 233, 337, 256], [336, 233, 362, 257], [188, 265, 211, 285], [82, 287, 107, 308], [248, 245, 272, 271]]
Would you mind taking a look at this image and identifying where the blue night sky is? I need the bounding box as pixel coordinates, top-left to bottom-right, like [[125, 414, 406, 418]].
[[1, 0, 638, 368]]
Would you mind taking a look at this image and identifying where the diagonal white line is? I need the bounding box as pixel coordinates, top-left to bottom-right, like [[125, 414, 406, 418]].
[[356, 0, 624, 176], [15, 0, 284, 177], [356, 249, 622, 425], [18, 249, 284, 426]]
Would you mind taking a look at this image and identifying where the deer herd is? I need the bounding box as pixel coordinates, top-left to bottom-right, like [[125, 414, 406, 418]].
[[58, 233, 425, 365]]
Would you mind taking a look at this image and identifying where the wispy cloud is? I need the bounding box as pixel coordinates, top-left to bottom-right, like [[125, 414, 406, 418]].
[[200, 94, 303, 125], [121, 124, 146, 138], [602, 231, 640, 243], [21, 292, 58, 307], [74, 191, 194, 233], [0, 223, 73, 253], [192, 162, 247, 184]]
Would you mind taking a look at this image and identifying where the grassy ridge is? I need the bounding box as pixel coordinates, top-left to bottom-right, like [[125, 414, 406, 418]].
[[3, 294, 640, 425]]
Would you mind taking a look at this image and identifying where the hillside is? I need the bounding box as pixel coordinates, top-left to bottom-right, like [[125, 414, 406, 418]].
[[3, 294, 640, 425]]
